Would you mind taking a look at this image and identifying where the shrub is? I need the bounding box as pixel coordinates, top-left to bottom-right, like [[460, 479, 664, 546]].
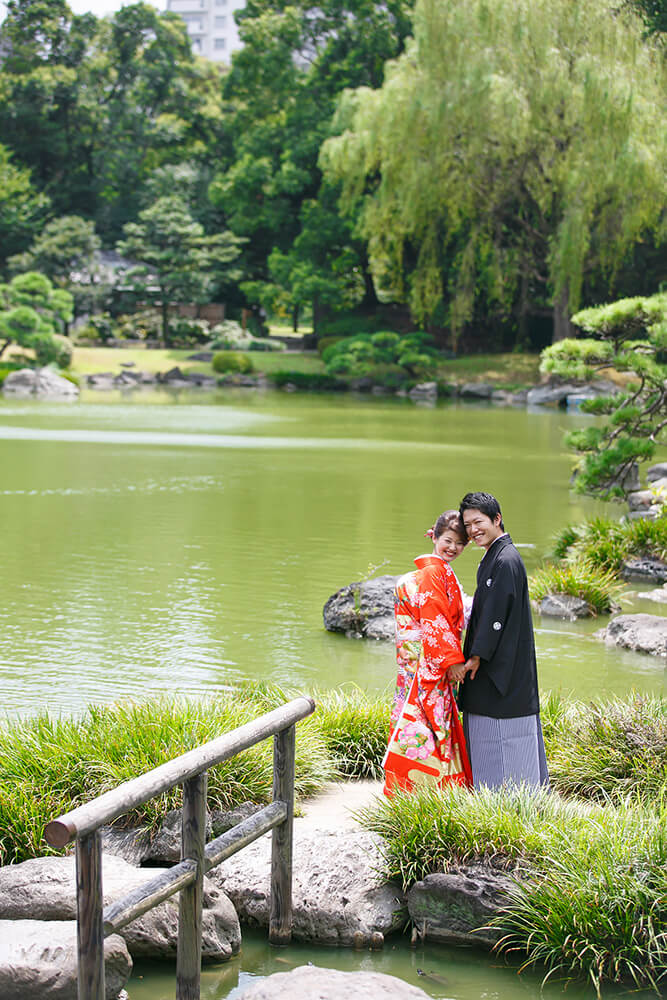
[[543, 691, 667, 805], [360, 784, 667, 992], [212, 351, 254, 375], [271, 371, 347, 391], [0, 692, 334, 865], [168, 317, 211, 346], [529, 560, 622, 614], [247, 337, 286, 352], [550, 511, 667, 573], [322, 330, 438, 383], [317, 335, 344, 356], [209, 320, 252, 350], [315, 687, 389, 779]]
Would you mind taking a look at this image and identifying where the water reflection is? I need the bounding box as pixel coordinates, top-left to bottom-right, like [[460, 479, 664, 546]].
[[0, 391, 664, 718]]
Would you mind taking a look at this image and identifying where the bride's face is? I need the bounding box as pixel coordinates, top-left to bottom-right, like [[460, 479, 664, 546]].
[[434, 529, 466, 562]]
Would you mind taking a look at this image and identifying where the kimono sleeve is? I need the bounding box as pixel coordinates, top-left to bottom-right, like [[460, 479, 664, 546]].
[[468, 558, 518, 664], [418, 580, 465, 678]]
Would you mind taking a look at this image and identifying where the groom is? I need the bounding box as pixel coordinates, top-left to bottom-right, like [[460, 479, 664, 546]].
[[448, 492, 549, 789]]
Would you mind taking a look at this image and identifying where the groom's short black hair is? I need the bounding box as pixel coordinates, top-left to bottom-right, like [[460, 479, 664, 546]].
[[459, 492, 505, 531]]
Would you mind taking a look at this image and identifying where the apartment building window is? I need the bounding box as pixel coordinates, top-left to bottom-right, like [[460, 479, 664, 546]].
[[214, 37, 226, 48], [215, 0, 227, 6], [215, 15, 226, 26]]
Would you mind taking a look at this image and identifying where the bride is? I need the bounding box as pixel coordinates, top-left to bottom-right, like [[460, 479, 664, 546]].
[[383, 510, 472, 796]]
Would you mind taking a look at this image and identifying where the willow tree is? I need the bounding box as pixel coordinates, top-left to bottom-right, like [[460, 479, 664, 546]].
[[321, 0, 667, 348]]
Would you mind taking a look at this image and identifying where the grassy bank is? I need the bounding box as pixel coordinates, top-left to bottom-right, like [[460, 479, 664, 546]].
[[0, 684, 388, 865], [3, 687, 665, 990], [61, 346, 543, 387], [361, 785, 667, 994]]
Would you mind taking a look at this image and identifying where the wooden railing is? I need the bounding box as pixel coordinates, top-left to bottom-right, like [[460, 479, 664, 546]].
[[44, 695, 316, 1000]]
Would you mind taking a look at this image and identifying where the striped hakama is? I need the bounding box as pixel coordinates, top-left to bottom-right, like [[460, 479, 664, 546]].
[[463, 712, 549, 789]]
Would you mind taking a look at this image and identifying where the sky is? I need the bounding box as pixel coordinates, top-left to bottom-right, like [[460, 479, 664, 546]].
[[0, 0, 162, 20]]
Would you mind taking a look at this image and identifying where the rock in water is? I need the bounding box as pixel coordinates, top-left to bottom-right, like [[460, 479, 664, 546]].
[[596, 614, 667, 656], [323, 575, 397, 639], [3, 368, 79, 398], [208, 826, 406, 945], [537, 594, 592, 620], [407, 867, 514, 948], [237, 966, 431, 999], [621, 558, 667, 584], [0, 920, 130, 1000], [0, 855, 240, 961]]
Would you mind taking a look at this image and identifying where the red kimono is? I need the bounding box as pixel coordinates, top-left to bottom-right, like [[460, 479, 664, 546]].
[[383, 554, 472, 796]]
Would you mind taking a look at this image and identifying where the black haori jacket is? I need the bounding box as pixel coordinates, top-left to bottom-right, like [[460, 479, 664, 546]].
[[459, 534, 540, 719]]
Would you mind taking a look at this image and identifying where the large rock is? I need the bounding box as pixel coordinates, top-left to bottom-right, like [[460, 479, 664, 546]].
[[642, 586, 667, 604], [238, 966, 430, 1000], [407, 867, 514, 948], [3, 368, 79, 398], [647, 463, 667, 483], [526, 382, 581, 406], [408, 381, 437, 402], [621, 558, 667, 584], [596, 614, 667, 656], [0, 919, 131, 1000], [209, 826, 406, 946], [0, 855, 240, 961], [459, 382, 494, 399], [537, 594, 592, 620], [323, 575, 397, 640]]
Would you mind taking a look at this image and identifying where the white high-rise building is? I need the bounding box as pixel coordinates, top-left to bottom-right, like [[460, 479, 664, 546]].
[[166, 0, 245, 62]]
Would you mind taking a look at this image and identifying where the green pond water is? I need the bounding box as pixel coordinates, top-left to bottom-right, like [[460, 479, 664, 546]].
[[1, 387, 665, 1000]]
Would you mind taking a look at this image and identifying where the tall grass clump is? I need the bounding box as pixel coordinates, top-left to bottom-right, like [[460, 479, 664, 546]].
[[551, 509, 667, 574], [315, 686, 389, 778], [529, 560, 622, 613], [542, 691, 667, 804], [0, 688, 334, 865], [360, 784, 667, 992]]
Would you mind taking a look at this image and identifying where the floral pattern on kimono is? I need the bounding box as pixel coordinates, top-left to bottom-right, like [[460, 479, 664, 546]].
[[383, 554, 472, 795]]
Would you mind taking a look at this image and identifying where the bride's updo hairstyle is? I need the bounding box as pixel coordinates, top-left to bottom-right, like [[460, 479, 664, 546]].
[[426, 510, 468, 545]]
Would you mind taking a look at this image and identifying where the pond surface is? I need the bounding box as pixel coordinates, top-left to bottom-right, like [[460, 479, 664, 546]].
[[1, 387, 665, 1000], [1, 388, 664, 716]]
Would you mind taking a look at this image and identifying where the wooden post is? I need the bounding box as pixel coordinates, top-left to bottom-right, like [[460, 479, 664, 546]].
[[269, 724, 295, 945], [177, 772, 207, 1000], [76, 830, 105, 1000]]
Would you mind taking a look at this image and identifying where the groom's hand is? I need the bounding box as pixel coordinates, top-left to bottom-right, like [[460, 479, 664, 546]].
[[464, 655, 480, 679]]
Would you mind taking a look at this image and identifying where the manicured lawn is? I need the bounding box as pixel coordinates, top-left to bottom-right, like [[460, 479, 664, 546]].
[[69, 345, 325, 377], [436, 352, 542, 385]]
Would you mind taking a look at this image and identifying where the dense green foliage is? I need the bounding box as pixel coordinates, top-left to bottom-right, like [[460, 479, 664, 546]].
[[0, 271, 73, 365], [1, 0, 664, 348], [362, 780, 667, 990], [212, 350, 255, 374], [322, 0, 667, 349], [552, 510, 667, 571], [543, 293, 667, 498], [528, 561, 622, 614]]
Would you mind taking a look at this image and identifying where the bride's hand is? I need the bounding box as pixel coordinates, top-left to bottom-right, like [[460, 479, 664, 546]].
[[448, 662, 466, 684]]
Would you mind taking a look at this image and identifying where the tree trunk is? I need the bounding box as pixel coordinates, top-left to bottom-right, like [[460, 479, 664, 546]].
[[552, 285, 572, 343], [161, 299, 170, 346], [292, 304, 299, 332], [361, 264, 379, 309], [312, 296, 323, 339]]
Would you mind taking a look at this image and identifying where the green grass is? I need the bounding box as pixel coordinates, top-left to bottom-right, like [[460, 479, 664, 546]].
[[360, 783, 667, 993], [0, 686, 335, 864], [551, 511, 667, 573], [69, 345, 324, 379], [541, 691, 667, 805], [528, 560, 623, 614], [435, 352, 542, 386], [315, 686, 390, 779]]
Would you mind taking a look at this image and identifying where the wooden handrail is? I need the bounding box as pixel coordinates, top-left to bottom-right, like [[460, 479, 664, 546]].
[[43, 695, 316, 1000], [45, 697, 315, 848]]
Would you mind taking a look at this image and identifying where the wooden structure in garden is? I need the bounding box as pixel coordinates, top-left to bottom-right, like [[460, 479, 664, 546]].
[[44, 695, 316, 1000]]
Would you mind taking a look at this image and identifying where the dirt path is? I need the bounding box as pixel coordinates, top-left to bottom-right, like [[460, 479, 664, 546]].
[[297, 780, 384, 831]]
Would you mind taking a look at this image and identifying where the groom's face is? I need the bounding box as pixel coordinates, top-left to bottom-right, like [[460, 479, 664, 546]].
[[462, 509, 503, 549]]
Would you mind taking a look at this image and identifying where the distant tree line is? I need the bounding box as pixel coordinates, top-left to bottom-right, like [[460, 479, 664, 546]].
[[0, 0, 664, 350]]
